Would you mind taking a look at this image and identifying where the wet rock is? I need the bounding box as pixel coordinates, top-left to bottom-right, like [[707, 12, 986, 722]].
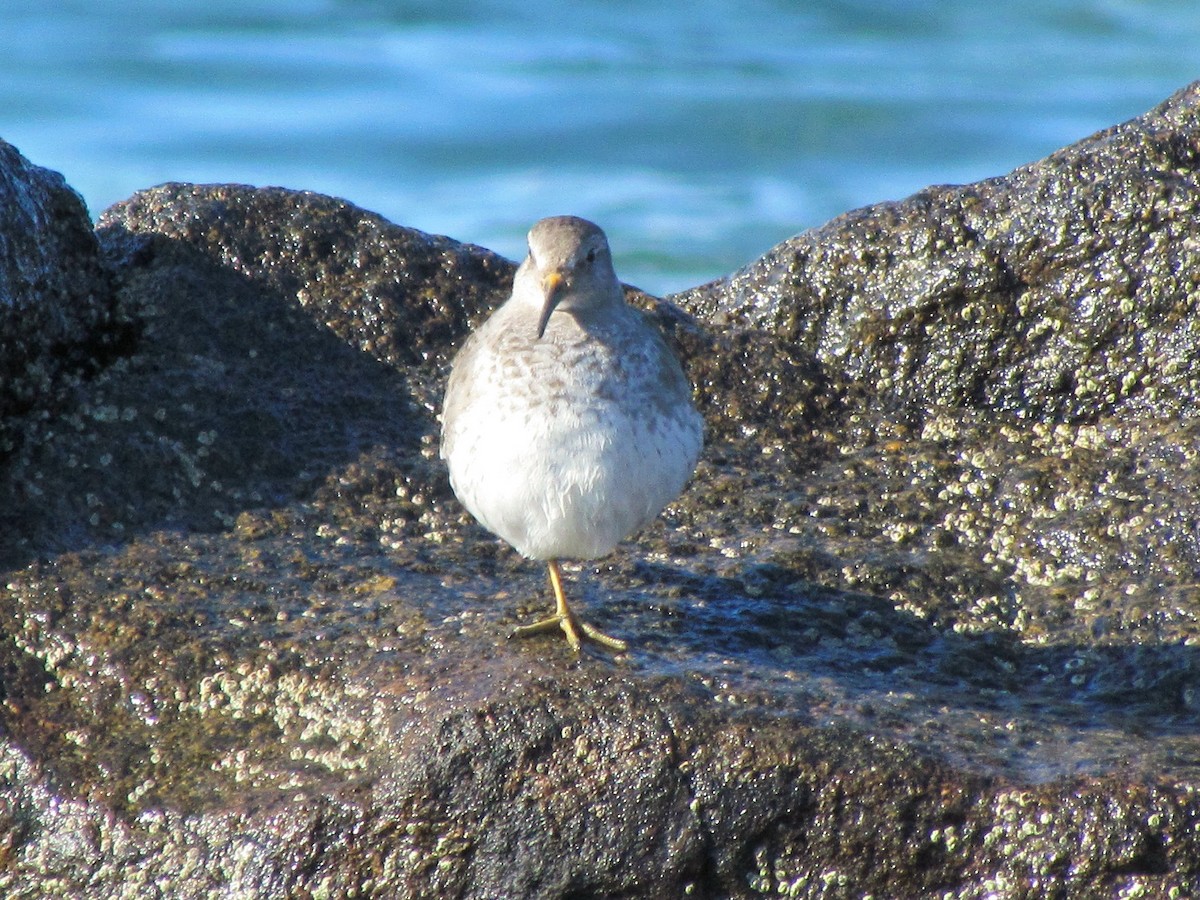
[[675, 82, 1200, 424], [3, 84, 1200, 897], [0, 141, 125, 454], [0, 187, 513, 564], [100, 183, 514, 370]]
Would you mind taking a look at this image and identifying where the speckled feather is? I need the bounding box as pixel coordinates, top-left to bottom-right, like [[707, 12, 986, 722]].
[[440, 216, 703, 561]]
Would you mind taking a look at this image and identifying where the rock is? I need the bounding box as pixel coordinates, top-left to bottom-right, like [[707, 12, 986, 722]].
[[0, 141, 125, 455], [674, 83, 1200, 424], [0, 186, 513, 562], [100, 184, 513, 370], [3, 84, 1200, 897]]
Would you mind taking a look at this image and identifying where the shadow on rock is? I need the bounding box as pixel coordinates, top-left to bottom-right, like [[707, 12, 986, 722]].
[[0, 226, 423, 568], [596, 554, 1200, 785]]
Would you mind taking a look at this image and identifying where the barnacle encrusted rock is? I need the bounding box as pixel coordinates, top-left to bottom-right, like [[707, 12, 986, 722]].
[[0, 140, 124, 454], [2, 83, 1200, 897]]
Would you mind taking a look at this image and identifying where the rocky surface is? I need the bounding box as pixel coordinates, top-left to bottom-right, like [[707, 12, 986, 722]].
[[2, 83, 1200, 897], [0, 140, 126, 456]]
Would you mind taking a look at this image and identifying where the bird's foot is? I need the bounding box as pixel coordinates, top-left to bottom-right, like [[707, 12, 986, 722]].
[[509, 613, 628, 653]]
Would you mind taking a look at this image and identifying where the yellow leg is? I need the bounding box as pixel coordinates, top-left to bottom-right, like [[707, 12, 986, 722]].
[[509, 560, 628, 652]]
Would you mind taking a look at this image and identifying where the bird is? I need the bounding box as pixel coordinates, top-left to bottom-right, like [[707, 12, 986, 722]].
[[440, 216, 703, 652]]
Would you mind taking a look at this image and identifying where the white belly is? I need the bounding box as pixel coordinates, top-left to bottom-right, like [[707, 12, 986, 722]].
[[444, 390, 700, 560]]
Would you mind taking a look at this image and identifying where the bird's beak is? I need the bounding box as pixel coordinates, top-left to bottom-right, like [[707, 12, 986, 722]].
[[536, 270, 565, 339]]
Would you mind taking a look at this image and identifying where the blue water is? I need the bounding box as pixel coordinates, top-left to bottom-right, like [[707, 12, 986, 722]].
[[2, 1, 1197, 295]]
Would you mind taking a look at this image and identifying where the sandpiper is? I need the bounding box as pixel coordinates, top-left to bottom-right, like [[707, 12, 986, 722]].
[[440, 216, 703, 652]]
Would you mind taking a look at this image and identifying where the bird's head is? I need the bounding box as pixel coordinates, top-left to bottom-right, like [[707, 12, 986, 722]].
[[516, 216, 621, 339]]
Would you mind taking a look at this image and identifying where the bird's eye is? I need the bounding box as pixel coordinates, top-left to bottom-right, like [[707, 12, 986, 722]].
[[586, 248, 596, 263]]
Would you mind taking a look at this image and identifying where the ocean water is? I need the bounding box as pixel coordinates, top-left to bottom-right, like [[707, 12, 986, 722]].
[[1, 0, 1197, 295]]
